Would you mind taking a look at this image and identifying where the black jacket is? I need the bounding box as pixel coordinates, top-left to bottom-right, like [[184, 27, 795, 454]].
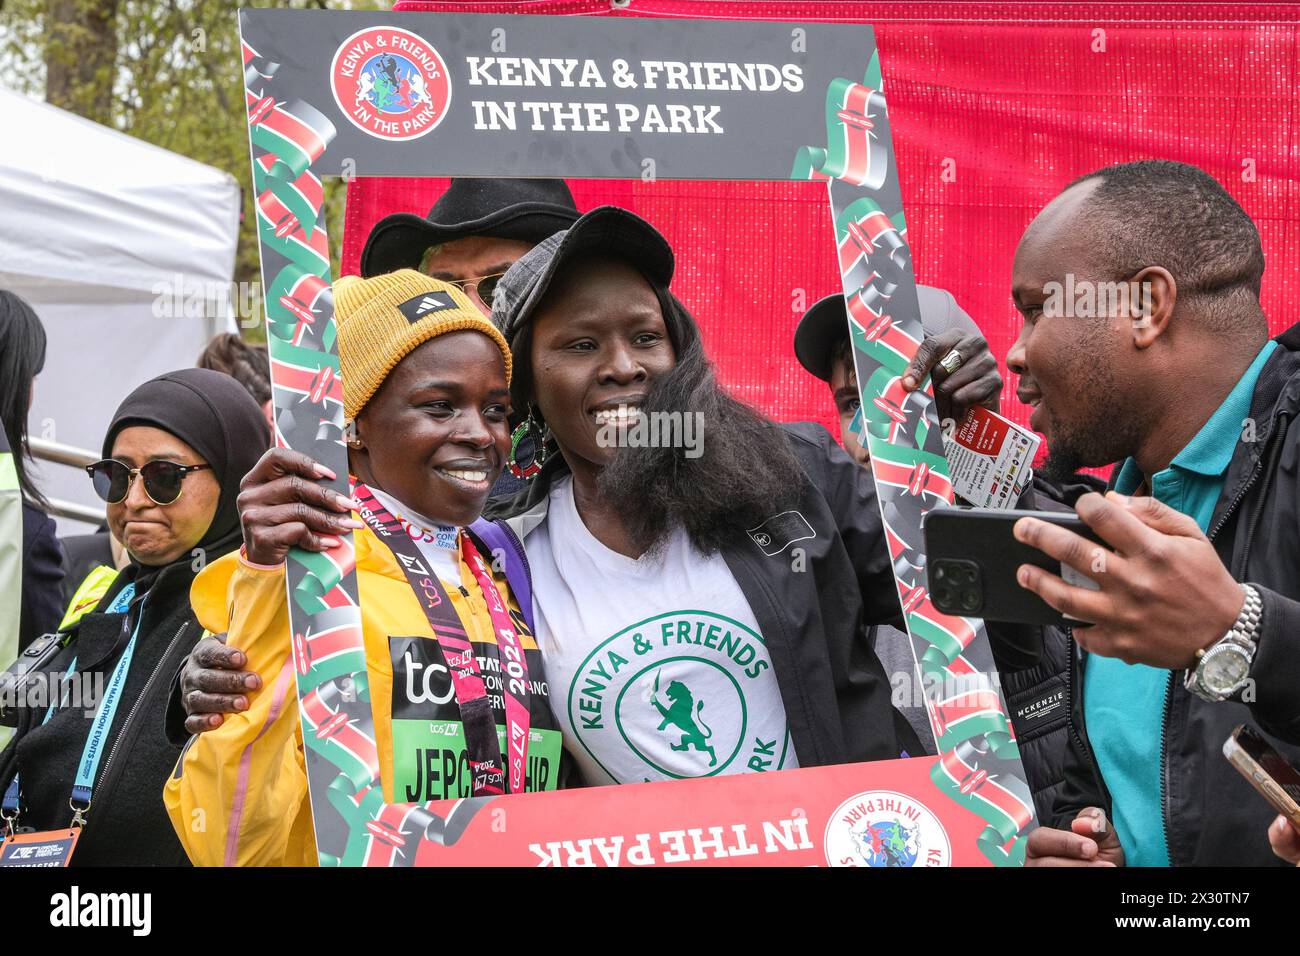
[[1000, 473, 1106, 824], [0, 562, 202, 866], [1002, 635, 1071, 823], [1049, 325, 1300, 866], [20, 502, 64, 652], [486, 421, 924, 769], [869, 615, 1076, 819]]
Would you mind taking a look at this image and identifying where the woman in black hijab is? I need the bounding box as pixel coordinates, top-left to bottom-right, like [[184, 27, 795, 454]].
[[0, 369, 267, 866]]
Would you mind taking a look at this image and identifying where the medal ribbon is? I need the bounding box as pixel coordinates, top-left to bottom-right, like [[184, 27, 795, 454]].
[[353, 484, 531, 797]]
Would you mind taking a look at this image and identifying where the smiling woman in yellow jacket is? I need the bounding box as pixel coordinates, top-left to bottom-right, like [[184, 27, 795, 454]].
[[163, 272, 561, 866]]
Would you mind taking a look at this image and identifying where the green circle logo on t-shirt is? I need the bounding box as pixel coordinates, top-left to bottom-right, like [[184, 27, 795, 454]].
[[567, 610, 793, 782]]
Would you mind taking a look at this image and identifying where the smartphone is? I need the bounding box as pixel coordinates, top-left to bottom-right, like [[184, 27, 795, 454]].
[[921, 507, 1105, 626], [1223, 724, 1300, 828]]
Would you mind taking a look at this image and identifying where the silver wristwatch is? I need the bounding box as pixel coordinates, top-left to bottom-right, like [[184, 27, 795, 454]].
[[1185, 583, 1263, 702]]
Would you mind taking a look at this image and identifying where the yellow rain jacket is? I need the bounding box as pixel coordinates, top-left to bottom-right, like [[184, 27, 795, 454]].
[[164, 523, 556, 866]]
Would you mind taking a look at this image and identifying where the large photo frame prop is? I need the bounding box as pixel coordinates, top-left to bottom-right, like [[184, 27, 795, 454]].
[[239, 7, 1034, 866]]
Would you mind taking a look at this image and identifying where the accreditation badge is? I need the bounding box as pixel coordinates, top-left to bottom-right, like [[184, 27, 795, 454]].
[[0, 827, 80, 867]]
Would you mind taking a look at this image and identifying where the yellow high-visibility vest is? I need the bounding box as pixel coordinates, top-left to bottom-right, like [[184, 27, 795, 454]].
[[57, 564, 122, 631]]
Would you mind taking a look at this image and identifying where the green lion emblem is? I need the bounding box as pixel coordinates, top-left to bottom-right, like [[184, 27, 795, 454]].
[[650, 671, 715, 766]]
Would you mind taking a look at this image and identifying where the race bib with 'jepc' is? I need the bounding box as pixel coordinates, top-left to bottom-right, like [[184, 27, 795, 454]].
[[389, 636, 562, 800]]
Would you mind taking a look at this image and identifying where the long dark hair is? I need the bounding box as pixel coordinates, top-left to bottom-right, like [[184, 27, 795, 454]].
[[0, 290, 49, 509], [517, 287, 803, 555]]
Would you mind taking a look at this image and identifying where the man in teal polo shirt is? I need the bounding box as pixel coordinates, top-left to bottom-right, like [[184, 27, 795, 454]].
[[1002, 159, 1300, 867], [1081, 339, 1274, 866]]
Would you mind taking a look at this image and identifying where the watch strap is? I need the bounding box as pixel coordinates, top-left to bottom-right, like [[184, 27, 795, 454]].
[[1185, 583, 1262, 701]]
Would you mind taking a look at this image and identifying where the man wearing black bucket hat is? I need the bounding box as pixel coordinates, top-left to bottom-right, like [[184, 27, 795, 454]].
[[362, 178, 582, 494], [365, 178, 580, 499], [360, 177, 580, 315], [794, 287, 986, 753], [794, 287, 989, 470]]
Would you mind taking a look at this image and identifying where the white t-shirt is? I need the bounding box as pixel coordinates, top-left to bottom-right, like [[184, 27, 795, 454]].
[[526, 475, 798, 785], [368, 487, 460, 581]]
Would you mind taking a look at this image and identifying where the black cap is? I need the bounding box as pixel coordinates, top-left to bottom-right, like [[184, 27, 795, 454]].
[[360, 178, 580, 277], [793, 285, 980, 381], [491, 206, 674, 342]]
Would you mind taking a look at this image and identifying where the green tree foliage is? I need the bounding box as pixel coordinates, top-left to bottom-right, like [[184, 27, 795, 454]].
[[0, 0, 386, 330]]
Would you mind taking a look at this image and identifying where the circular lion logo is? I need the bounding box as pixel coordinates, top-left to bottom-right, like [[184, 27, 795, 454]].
[[824, 790, 951, 867], [567, 611, 794, 783], [330, 26, 451, 141]]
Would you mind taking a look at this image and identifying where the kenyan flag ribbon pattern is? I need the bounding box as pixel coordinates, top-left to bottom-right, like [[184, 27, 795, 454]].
[[794, 53, 1036, 867], [243, 34, 492, 866]]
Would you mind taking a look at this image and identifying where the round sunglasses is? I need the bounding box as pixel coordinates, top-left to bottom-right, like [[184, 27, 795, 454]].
[[443, 272, 507, 307], [86, 458, 212, 506]]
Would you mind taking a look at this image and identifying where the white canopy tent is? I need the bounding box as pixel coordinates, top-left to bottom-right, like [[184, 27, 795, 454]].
[[0, 87, 241, 533]]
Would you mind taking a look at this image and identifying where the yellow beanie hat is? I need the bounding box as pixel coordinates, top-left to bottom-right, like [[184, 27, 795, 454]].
[[333, 269, 513, 419]]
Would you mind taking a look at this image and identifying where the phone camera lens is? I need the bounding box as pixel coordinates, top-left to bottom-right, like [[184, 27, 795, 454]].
[[960, 589, 981, 612], [934, 586, 953, 608]]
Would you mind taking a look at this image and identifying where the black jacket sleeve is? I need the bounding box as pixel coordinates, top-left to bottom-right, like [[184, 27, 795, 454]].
[[779, 423, 922, 760], [782, 422, 903, 628], [1050, 731, 1111, 827], [163, 660, 192, 747], [1049, 647, 1112, 828], [20, 504, 65, 651], [966, 478, 1052, 669], [1243, 585, 1300, 744], [990, 470, 1111, 674]]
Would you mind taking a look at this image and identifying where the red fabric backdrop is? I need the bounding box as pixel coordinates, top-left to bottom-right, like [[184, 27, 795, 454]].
[[343, 1, 1300, 445]]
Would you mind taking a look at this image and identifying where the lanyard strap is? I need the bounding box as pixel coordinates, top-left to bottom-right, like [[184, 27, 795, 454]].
[[70, 602, 142, 810], [2, 583, 136, 827], [459, 533, 533, 797], [354, 484, 532, 797]]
